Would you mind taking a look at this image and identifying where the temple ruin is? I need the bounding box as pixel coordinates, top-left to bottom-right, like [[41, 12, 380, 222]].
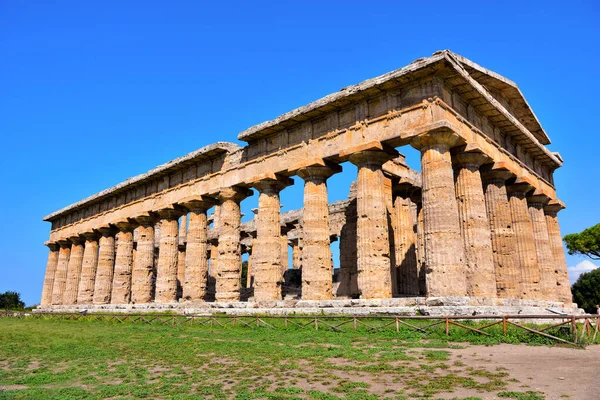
[[37, 51, 578, 315]]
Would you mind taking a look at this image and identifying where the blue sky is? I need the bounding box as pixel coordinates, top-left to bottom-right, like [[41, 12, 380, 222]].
[[1, 1, 598, 306]]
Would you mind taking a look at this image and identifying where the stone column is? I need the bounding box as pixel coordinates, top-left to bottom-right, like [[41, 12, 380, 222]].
[[41, 243, 60, 306], [76, 232, 100, 304], [155, 207, 185, 303], [544, 203, 572, 303], [349, 150, 397, 299], [214, 187, 251, 302], [280, 235, 289, 276], [63, 236, 85, 305], [507, 183, 540, 299], [528, 194, 557, 301], [176, 214, 187, 299], [411, 131, 467, 297], [392, 184, 419, 296], [93, 226, 118, 304], [51, 240, 71, 305], [338, 196, 358, 298], [252, 177, 292, 301], [412, 191, 426, 295], [131, 214, 156, 303], [180, 199, 213, 302], [298, 164, 340, 300], [291, 239, 302, 270], [482, 170, 520, 299], [453, 152, 497, 298], [111, 220, 137, 304]]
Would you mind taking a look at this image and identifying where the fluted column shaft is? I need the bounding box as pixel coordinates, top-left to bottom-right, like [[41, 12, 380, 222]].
[[216, 187, 249, 302], [76, 233, 100, 304], [337, 197, 358, 298], [41, 243, 60, 306], [253, 179, 290, 301], [508, 185, 540, 299], [528, 196, 557, 301], [454, 152, 496, 298], [182, 202, 211, 301], [393, 186, 419, 296], [544, 206, 572, 303], [298, 165, 339, 300], [111, 221, 137, 304], [482, 171, 520, 298], [63, 237, 85, 304], [291, 240, 301, 270], [131, 216, 156, 303], [93, 227, 117, 304], [411, 131, 466, 296], [155, 208, 184, 303], [349, 150, 395, 299], [51, 242, 71, 305]]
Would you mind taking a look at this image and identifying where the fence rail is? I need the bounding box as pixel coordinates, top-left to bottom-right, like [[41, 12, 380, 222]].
[[2, 311, 599, 346]]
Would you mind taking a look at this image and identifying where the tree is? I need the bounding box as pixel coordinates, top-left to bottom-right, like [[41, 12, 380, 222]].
[[0, 291, 25, 310], [563, 223, 600, 260], [571, 268, 600, 314]]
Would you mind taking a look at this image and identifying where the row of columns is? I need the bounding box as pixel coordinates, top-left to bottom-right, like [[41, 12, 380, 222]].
[[41, 130, 571, 306]]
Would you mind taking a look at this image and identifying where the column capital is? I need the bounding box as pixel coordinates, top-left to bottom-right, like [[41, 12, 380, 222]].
[[56, 239, 71, 248], [67, 235, 84, 245], [178, 195, 218, 212], [410, 129, 463, 151], [392, 182, 415, 198], [544, 200, 565, 216], [297, 162, 342, 182], [132, 212, 158, 227], [349, 149, 398, 168], [114, 219, 139, 232], [251, 175, 293, 194], [44, 241, 60, 251], [527, 194, 551, 207], [96, 225, 119, 237], [481, 169, 514, 183], [218, 186, 254, 202], [453, 151, 491, 168], [506, 182, 534, 196], [156, 205, 187, 220], [81, 231, 101, 241]]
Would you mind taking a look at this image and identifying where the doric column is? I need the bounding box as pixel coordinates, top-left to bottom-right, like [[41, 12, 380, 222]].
[[411, 131, 467, 297], [177, 214, 187, 299], [41, 242, 59, 306], [131, 214, 156, 303], [412, 191, 426, 295], [76, 232, 100, 304], [63, 236, 85, 305], [528, 194, 557, 301], [93, 226, 118, 304], [280, 235, 289, 276], [453, 151, 497, 298], [155, 206, 185, 303], [482, 169, 520, 298], [252, 176, 293, 301], [51, 240, 71, 305], [544, 202, 572, 303], [111, 220, 137, 304], [297, 164, 340, 300], [349, 149, 397, 299], [214, 187, 251, 302], [180, 199, 214, 302], [392, 184, 419, 296], [507, 183, 540, 299], [291, 239, 301, 270]]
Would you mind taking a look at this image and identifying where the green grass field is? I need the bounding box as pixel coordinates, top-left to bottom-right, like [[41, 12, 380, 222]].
[[0, 316, 588, 399]]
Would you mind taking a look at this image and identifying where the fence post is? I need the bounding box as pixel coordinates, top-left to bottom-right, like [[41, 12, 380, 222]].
[[353, 316, 357, 332], [503, 316, 507, 335], [445, 317, 449, 335], [395, 317, 399, 332], [571, 316, 577, 343]]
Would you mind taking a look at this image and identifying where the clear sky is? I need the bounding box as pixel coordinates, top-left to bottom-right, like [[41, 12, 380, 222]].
[[1, 1, 598, 306]]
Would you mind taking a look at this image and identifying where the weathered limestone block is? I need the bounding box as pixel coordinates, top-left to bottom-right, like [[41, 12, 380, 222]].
[[528, 195, 557, 301], [155, 207, 185, 303], [507, 184, 540, 299], [76, 232, 100, 304], [392, 184, 419, 296], [131, 214, 156, 303], [349, 149, 397, 299], [93, 226, 118, 304], [482, 170, 520, 298], [63, 237, 85, 305], [253, 177, 292, 301], [41, 243, 60, 306], [51, 241, 71, 305], [111, 220, 137, 304], [411, 131, 467, 297], [453, 152, 497, 298], [180, 199, 213, 301], [544, 203, 572, 303], [215, 187, 251, 302], [298, 164, 340, 300]]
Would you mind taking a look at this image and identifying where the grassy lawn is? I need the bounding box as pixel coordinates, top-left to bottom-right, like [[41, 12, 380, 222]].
[[0, 316, 585, 399]]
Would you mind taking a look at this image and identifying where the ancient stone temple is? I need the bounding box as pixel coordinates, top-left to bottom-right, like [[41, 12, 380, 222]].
[[38, 51, 577, 316]]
